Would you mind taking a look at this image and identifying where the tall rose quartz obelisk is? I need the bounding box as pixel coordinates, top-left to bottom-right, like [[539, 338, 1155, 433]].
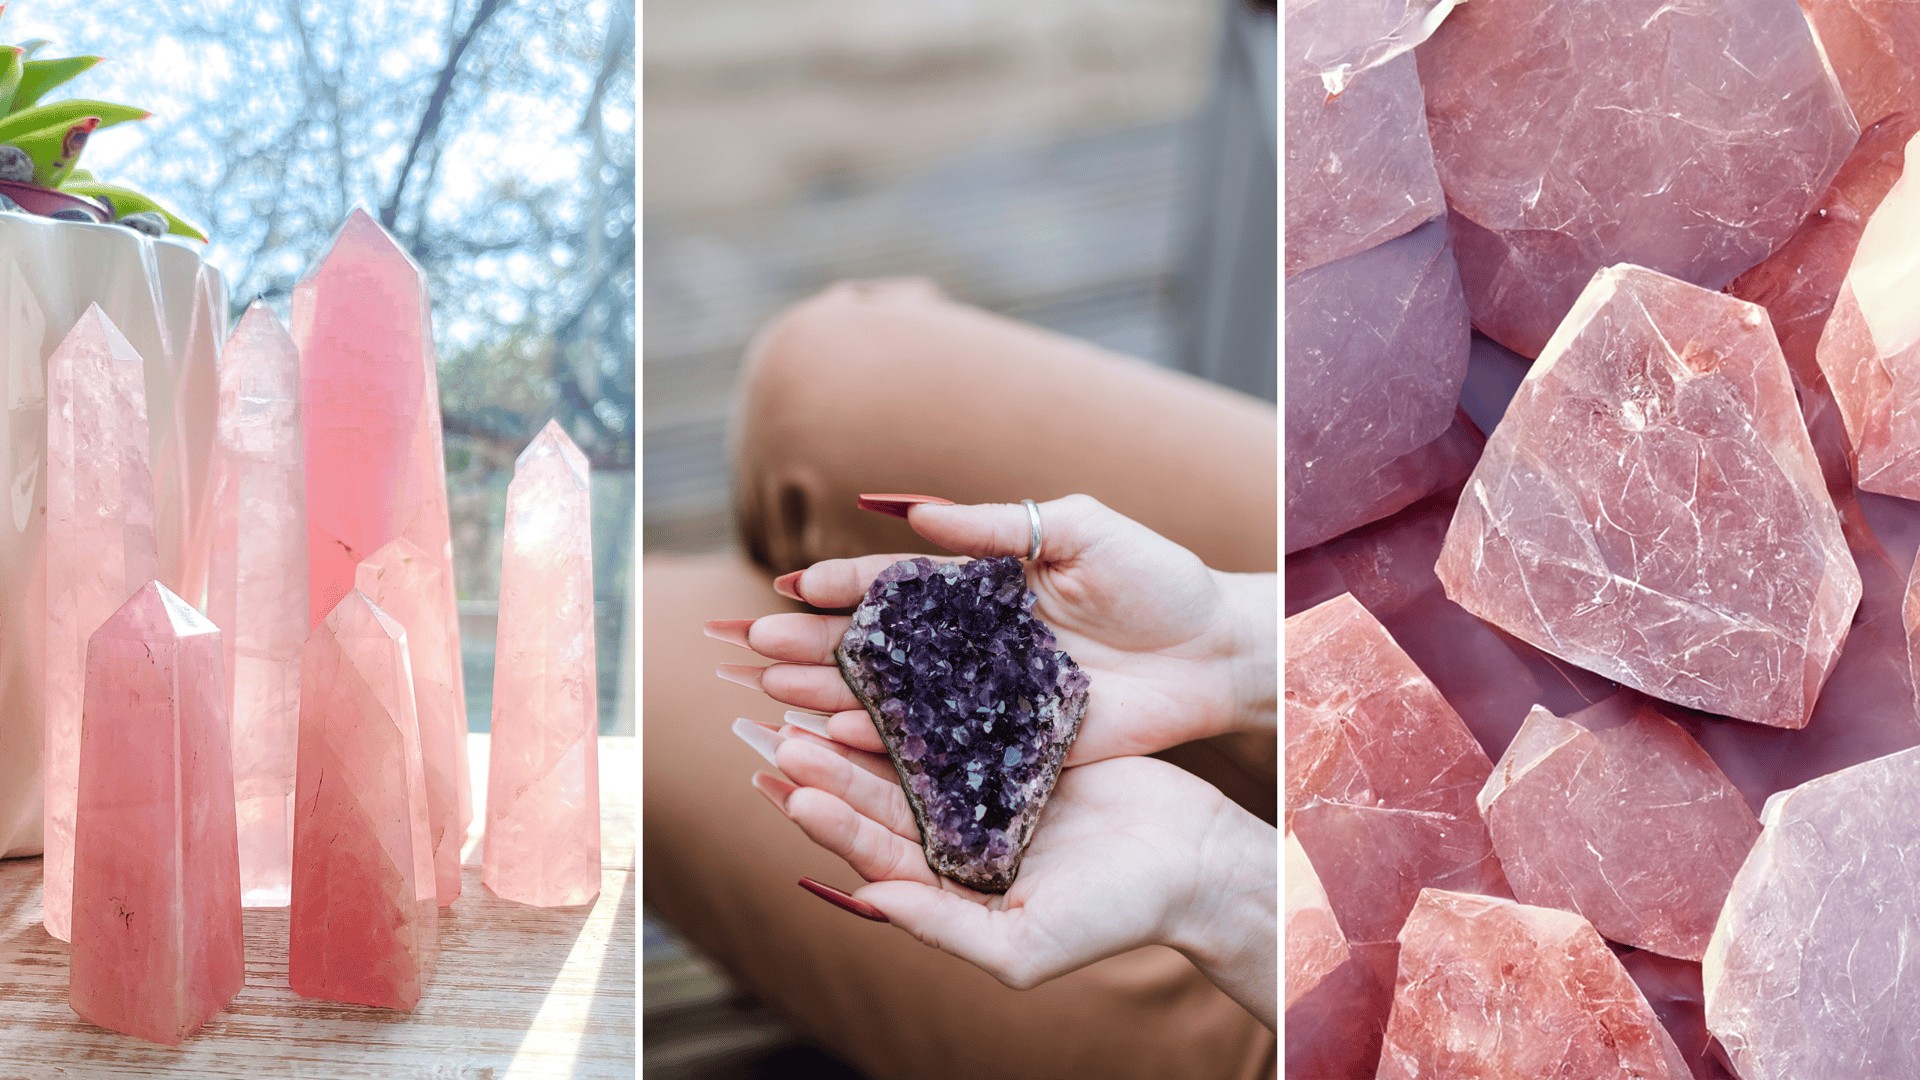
[[43, 305, 162, 943], [292, 209, 466, 739], [357, 537, 469, 905], [70, 581, 242, 1045], [484, 421, 600, 907], [207, 302, 308, 907], [289, 590, 436, 1010]]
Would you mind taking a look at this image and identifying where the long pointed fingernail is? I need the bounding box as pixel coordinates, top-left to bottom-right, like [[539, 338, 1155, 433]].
[[773, 570, 805, 601], [752, 771, 797, 813], [703, 619, 754, 649], [783, 710, 831, 738], [731, 718, 785, 765], [857, 493, 955, 519], [717, 663, 766, 691], [799, 877, 889, 923]]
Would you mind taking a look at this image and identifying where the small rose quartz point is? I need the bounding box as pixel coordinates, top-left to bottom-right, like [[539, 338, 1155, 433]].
[[69, 581, 241, 1045], [1816, 129, 1920, 501], [208, 301, 308, 908], [1286, 217, 1471, 552], [357, 537, 466, 905], [483, 421, 600, 908], [43, 304, 162, 944], [1285, 593, 1508, 948], [294, 208, 466, 755], [1437, 264, 1861, 728], [1285, 830, 1348, 1011], [289, 590, 437, 1010], [1479, 697, 1761, 961], [1379, 889, 1691, 1080], [1703, 746, 1920, 1079], [1417, 0, 1857, 358]]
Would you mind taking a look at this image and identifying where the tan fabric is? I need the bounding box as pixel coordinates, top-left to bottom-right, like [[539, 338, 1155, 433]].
[[645, 281, 1278, 1078]]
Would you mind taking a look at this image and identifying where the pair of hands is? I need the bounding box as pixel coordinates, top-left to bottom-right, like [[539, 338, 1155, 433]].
[[711, 495, 1277, 1029]]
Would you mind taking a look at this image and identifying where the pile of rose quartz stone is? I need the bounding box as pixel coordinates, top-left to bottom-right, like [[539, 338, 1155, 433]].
[[48, 209, 601, 1044], [1284, 1, 1920, 1076]]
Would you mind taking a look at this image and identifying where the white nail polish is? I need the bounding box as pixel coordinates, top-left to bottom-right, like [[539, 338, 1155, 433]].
[[784, 710, 831, 738], [731, 717, 784, 766]]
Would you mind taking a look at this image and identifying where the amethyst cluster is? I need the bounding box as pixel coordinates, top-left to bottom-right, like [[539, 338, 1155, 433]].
[[834, 556, 1090, 892]]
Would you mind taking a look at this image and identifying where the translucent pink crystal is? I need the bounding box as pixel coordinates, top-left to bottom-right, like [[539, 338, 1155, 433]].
[[1379, 889, 1691, 1079], [43, 305, 162, 943], [483, 421, 600, 907], [356, 537, 468, 905], [1816, 129, 1920, 500], [289, 590, 436, 1009], [1284, 593, 1508, 947], [1619, 950, 1737, 1080], [1285, 830, 1348, 1010], [1285, 0, 1457, 98], [1437, 265, 1860, 728], [293, 208, 465, 730], [207, 301, 307, 908], [1799, 0, 1920, 130], [1478, 697, 1760, 961], [1417, 0, 1857, 358], [1286, 217, 1471, 552], [69, 581, 242, 1045], [1704, 746, 1920, 1078], [1285, 942, 1399, 1079]]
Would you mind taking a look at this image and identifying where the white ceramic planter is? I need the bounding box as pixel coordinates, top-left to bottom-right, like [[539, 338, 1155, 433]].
[[0, 209, 225, 858]]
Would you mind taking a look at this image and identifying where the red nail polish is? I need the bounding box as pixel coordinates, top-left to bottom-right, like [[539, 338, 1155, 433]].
[[703, 619, 754, 649], [772, 570, 805, 601], [799, 877, 889, 922], [857, 493, 955, 519]]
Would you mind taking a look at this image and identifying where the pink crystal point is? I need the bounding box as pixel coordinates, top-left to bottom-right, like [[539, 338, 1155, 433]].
[[1437, 264, 1861, 728], [289, 589, 436, 1009], [43, 304, 162, 944], [69, 581, 242, 1045], [293, 207, 465, 726], [1479, 697, 1761, 961], [1285, 830, 1348, 1010], [484, 420, 600, 908], [1417, 0, 1857, 358], [207, 301, 308, 908], [356, 537, 467, 905], [1704, 747, 1920, 1078], [1816, 128, 1920, 501], [1379, 889, 1691, 1080]]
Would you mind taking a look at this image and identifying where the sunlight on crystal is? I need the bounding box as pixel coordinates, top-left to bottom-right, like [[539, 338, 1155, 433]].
[[503, 870, 627, 1079]]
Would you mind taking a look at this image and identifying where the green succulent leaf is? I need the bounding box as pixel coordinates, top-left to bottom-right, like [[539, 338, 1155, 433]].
[[58, 179, 206, 241], [0, 98, 143, 143], [11, 55, 101, 114], [0, 47, 20, 116], [16, 39, 48, 60], [9, 115, 95, 185]]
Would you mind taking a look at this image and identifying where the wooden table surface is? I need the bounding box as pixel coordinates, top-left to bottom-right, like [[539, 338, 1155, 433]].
[[0, 734, 635, 1079]]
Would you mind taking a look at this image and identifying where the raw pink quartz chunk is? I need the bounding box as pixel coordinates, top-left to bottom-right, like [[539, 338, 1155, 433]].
[[69, 582, 242, 1045], [484, 421, 600, 907], [1437, 265, 1860, 728], [207, 301, 308, 908], [1816, 129, 1920, 500], [289, 590, 436, 1009], [1285, 0, 1457, 98], [1284, 830, 1348, 1010], [1378, 889, 1691, 1080], [43, 305, 162, 943], [1416, 0, 1857, 358], [1619, 950, 1736, 1080], [293, 208, 465, 735], [1478, 697, 1761, 961], [1704, 747, 1920, 1079], [357, 537, 468, 905], [1799, 0, 1920, 130]]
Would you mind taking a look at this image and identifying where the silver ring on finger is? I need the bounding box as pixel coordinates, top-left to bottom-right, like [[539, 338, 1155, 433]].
[[1022, 499, 1043, 561]]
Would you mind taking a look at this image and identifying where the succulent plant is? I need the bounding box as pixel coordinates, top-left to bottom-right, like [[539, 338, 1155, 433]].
[[0, 7, 205, 240]]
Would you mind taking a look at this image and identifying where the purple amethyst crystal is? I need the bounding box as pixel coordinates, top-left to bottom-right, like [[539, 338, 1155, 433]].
[[835, 556, 1090, 892]]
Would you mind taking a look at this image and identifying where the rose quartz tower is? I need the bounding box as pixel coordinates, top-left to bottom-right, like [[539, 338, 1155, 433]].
[[293, 208, 465, 736], [69, 581, 241, 1045], [289, 590, 436, 1010], [43, 305, 162, 943], [484, 421, 600, 907], [357, 537, 470, 905], [207, 302, 308, 908]]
